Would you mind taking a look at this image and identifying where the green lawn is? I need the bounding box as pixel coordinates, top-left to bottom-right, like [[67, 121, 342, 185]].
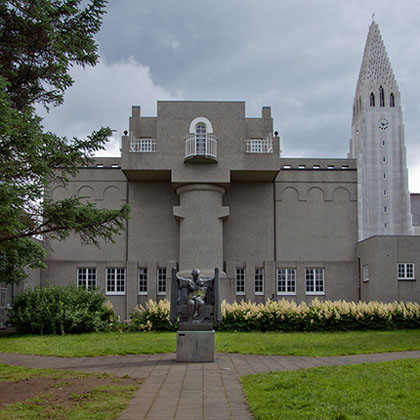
[[0, 329, 419, 357], [0, 364, 140, 420], [217, 329, 420, 356], [241, 358, 420, 420]]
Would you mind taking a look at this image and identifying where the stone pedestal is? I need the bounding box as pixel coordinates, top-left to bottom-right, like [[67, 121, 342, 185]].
[[176, 330, 215, 362]]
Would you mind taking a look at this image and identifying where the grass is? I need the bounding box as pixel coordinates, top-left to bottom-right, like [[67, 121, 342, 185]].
[[216, 329, 420, 356], [0, 364, 141, 420], [0, 329, 420, 357], [241, 358, 420, 420]]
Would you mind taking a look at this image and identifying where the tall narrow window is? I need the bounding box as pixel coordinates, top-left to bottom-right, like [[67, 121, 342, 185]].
[[305, 268, 325, 295], [235, 268, 245, 295], [363, 265, 369, 282], [254, 268, 264, 295], [370, 92, 375, 107], [390, 92, 395, 107], [379, 86, 385, 107], [138, 267, 148, 295], [196, 123, 206, 155], [277, 268, 296, 295], [106, 268, 126, 295], [157, 267, 167, 295]]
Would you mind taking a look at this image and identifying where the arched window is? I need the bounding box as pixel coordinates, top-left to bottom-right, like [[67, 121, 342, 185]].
[[195, 123, 207, 155], [379, 86, 385, 107], [370, 92, 375, 107], [390, 92, 395, 107]]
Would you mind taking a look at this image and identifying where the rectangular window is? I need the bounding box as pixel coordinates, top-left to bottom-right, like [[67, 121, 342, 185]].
[[106, 268, 126, 295], [254, 268, 264, 295], [363, 265, 369, 282], [235, 268, 245, 295], [157, 267, 167, 295], [277, 268, 296, 295], [138, 267, 148, 295], [305, 268, 325, 295], [77, 268, 96, 290], [397, 263, 415, 280]]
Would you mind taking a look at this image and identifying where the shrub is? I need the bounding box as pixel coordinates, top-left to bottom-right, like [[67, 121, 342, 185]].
[[129, 299, 176, 332], [9, 285, 120, 334], [128, 298, 420, 332]]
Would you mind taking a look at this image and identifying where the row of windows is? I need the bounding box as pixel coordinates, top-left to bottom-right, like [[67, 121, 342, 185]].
[[363, 263, 415, 282], [77, 267, 323, 296], [78, 263, 416, 296], [235, 268, 325, 296], [369, 87, 395, 107], [77, 267, 169, 295]]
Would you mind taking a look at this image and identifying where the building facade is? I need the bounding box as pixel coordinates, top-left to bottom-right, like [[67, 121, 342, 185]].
[[18, 21, 420, 321]]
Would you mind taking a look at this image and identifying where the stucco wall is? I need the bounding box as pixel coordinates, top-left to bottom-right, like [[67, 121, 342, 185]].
[[358, 235, 420, 302]]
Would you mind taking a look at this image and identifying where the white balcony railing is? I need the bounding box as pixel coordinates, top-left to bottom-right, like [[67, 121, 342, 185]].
[[245, 138, 273, 153], [129, 137, 156, 152], [184, 134, 218, 160]]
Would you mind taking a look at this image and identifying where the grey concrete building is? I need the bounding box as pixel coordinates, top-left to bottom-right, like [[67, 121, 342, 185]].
[[9, 20, 420, 321]]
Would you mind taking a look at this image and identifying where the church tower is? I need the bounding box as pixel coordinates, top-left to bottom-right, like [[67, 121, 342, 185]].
[[349, 20, 413, 241]]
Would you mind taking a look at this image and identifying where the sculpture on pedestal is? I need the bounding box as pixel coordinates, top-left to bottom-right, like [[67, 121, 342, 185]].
[[170, 268, 221, 330]]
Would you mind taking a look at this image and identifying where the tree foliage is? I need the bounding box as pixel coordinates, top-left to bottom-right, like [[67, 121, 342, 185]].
[[0, 0, 129, 284]]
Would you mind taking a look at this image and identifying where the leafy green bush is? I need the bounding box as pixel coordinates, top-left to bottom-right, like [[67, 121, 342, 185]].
[[128, 298, 420, 332], [9, 285, 120, 334]]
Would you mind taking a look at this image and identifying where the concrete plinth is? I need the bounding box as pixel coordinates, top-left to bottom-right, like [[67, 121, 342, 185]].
[[176, 330, 215, 362]]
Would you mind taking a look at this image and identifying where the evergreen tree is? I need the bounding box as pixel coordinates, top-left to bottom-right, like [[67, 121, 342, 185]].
[[0, 0, 129, 284]]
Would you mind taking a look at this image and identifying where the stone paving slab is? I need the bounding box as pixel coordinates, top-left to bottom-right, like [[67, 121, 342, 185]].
[[0, 350, 419, 419]]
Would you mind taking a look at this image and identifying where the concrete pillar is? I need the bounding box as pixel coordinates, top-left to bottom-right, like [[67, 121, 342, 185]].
[[173, 184, 229, 277]]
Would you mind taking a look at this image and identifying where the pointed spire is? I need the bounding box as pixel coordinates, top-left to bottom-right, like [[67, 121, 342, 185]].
[[356, 21, 398, 94]]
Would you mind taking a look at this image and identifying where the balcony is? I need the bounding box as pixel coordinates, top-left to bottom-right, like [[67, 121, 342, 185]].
[[245, 138, 273, 153], [129, 137, 156, 152], [184, 134, 218, 163]]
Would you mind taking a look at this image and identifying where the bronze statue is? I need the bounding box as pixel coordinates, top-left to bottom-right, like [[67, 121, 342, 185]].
[[170, 268, 221, 330]]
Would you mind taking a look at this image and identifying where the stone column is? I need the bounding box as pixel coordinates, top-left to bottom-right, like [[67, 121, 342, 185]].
[[173, 184, 229, 277]]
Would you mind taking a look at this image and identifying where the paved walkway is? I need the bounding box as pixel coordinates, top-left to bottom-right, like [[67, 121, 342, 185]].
[[0, 350, 419, 419]]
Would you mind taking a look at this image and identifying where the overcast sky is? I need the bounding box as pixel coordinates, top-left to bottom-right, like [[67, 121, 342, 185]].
[[39, 0, 420, 191]]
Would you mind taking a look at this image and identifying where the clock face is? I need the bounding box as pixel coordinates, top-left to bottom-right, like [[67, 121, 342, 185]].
[[378, 118, 389, 130]]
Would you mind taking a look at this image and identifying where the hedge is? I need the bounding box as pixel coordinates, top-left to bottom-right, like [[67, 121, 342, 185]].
[[129, 298, 420, 332], [9, 285, 119, 334]]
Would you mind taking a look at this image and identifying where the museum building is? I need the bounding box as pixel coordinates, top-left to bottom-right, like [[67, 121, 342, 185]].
[[16, 21, 420, 321]]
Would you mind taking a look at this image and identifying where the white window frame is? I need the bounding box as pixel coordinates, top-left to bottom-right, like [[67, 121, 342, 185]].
[[106, 267, 126, 295], [305, 268, 325, 295], [235, 268, 245, 295], [397, 263, 415, 280], [363, 265, 369, 282], [139, 138, 155, 152], [77, 268, 96, 290], [254, 268, 264, 295], [195, 123, 207, 155], [138, 267, 148, 295], [157, 267, 167, 295], [277, 268, 296, 295]]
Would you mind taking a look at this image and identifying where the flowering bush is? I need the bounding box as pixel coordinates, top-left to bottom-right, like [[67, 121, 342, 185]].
[[129, 299, 176, 332], [129, 298, 420, 332]]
